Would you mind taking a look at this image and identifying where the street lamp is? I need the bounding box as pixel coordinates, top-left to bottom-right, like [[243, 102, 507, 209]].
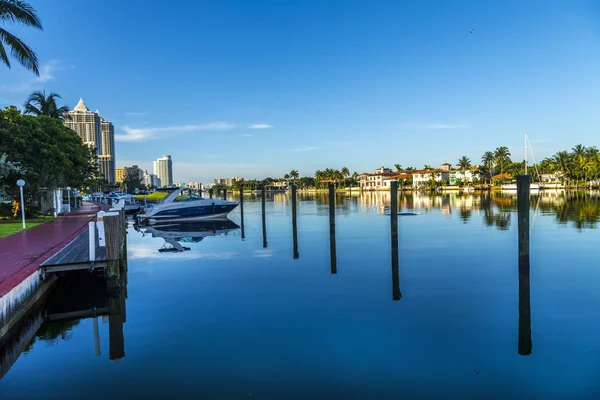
[[16, 179, 25, 229], [66, 186, 71, 213]]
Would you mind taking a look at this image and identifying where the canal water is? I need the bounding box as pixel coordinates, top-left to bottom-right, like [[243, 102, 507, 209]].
[[1, 191, 600, 399]]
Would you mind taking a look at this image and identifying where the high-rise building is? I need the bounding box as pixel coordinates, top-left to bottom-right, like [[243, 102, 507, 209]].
[[153, 155, 173, 187], [142, 170, 161, 188], [64, 99, 116, 183], [98, 111, 116, 184], [115, 168, 126, 183]]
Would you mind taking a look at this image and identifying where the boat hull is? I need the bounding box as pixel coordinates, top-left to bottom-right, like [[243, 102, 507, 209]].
[[501, 184, 543, 190], [137, 202, 238, 225]]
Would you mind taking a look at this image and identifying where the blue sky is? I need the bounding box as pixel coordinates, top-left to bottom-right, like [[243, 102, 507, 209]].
[[1, 0, 599, 183]]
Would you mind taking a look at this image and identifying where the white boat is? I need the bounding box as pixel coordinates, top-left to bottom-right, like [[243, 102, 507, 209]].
[[501, 183, 543, 191], [137, 219, 240, 252], [136, 187, 238, 225]]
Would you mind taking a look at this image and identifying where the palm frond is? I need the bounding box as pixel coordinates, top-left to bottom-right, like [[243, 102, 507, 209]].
[[0, 27, 39, 74], [23, 102, 41, 116], [0, 0, 42, 29], [0, 41, 9, 67]]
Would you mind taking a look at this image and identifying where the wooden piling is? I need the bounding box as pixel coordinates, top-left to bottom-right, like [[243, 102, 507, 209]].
[[209, 188, 214, 199], [103, 212, 122, 288], [517, 174, 532, 356], [223, 189, 227, 200], [390, 181, 401, 300], [292, 184, 299, 259], [261, 185, 267, 248], [329, 183, 337, 274]]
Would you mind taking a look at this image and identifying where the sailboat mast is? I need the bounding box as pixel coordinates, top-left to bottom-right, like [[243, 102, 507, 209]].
[[524, 133, 528, 175]]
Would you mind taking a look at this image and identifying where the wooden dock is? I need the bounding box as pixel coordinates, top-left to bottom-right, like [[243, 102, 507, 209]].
[[40, 227, 107, 272]]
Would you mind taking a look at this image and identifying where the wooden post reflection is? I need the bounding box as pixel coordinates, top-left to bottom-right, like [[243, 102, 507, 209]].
[[292, 184, 299, 259], [329, 183, 337, 274], [261, 185, 268, 248], [240, 187, 245, 239], [92, 316, 101, 356], [517, 175, 532, 356], [391, 181, 401, 300]]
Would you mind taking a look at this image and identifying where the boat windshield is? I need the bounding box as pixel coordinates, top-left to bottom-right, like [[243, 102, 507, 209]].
[[173, 194, 204, 202]]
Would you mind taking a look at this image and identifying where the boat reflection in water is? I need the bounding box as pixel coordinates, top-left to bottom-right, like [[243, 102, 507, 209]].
[[136, 219, 240, 252]]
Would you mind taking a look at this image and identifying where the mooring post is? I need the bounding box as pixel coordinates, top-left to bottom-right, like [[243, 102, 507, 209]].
[[292, 184, 299, 259], [103, 212, 122, 288], [209, 188, 214, 199], [89, 221, 96, 263], [261, 184, 267, 248], [517, 174, 532, 356], [97, 211, 106, 247], [329, 183, 337, 274], [390, 181, 401, 300], [223, 189, 227, 200]]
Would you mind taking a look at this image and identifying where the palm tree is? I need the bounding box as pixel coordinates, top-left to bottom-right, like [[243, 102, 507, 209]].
[[0, 0, 42, 75], [457, 156, 471, 185], [289, 170, 299, 182], [481, 151, 494, 185], [23, 90, 70, 118], [552, 151, 572, 185], [394, 164, 402, 173], [494, 146, 511, 174], [423, 164, 432, 170]]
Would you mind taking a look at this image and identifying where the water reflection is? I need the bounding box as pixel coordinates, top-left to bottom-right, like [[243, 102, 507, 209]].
[[281, 190, 600, 231], [1, 263, 129, 379], [329, 185, 337, 274], [136, 220, 240, 252]]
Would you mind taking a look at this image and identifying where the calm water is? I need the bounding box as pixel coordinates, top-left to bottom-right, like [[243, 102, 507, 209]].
[[2, 191, 600, 399]]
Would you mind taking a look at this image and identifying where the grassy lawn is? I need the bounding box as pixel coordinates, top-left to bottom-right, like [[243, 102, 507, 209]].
[[0, 217, 57, 238]]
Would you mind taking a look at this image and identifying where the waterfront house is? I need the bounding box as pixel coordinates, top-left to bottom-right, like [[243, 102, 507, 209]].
[[412, 164, 453, 188], [382, 172, 413, 188], [359, 167, 395, 190], [449, 167, 480, 185]]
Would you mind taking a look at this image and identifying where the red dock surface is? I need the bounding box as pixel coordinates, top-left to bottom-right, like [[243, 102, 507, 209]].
[[0, 202, 101, 298]]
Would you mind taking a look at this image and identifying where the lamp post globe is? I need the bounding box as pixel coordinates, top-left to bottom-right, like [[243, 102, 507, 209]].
[[17, 179, 25, 187]]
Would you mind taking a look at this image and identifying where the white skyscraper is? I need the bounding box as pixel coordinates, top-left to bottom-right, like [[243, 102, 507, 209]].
[[153, 155, 173, 187], [64, 99, 116, 183]]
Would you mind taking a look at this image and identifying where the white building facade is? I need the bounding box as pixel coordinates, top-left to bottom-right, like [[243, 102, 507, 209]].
[[153, 155, 173, 187]]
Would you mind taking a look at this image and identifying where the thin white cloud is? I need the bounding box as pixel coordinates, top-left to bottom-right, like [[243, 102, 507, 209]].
[[242, 134, 253, 137], [398, 123, 469, 129], [248, 124, 272, 129], [125, 112, 148, 117], [115, 121, 235, 142], [291, 146, 321, 152], [1, 60, 73, 92]]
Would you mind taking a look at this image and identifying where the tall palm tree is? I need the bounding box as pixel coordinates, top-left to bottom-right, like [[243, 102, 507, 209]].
[[552, 151, 572, 185], [481, 151, 495, 184], [24, 90, 70, 118], [572, 144, 586, 186], [457, 156, 472, 184], [289, 170, 299, 182], [457, 156, 471, 170], [0, 0, 42, 75], [423, 164, 432, 170], [394, 163, 402, 173], [494, 146, 511, 174]]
